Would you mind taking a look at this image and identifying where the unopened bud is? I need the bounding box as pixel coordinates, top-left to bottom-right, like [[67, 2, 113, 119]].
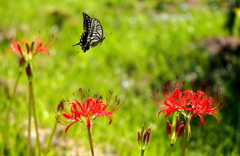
[[19, 57, 25, 67], [143, 131, 147, 143], [57, 100, 64, 112], [138, 131, 141, 143], [138, 125, 151, 150], [25, 64, 32, 77], [146, 128, 151, 143], [143, 127, 151, 144], [166, 120, 172, 135], [177, 122, 184, 137], [175, 115, 180, 133]]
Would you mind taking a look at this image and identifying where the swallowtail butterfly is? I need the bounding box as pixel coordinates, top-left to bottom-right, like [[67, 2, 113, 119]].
[[73, 12, 105, 52]]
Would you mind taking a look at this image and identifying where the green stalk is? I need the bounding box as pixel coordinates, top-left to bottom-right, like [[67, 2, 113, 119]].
[[44, 119, 58, 155], [1, 66, 23, 155], [168, 144, 174, 156], [181, 115, 191, 156], [28, 78, 33, 156], [167, 112, 178, 156], [27, 64, 41, 156], [87, 127, 95, 156], [141, 149, 145, 156]]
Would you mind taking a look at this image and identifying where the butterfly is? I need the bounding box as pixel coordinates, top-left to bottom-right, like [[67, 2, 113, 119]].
[[73, 12, 105, 52]]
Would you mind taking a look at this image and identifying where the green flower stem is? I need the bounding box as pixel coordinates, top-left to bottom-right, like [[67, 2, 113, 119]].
[[167, 112, 178, 156], [28, 78, 33, 156], [168, 144, 174, 156], [1, 66, 23, 155], [44, 119, 58, 155], [181, 115, 191, 156], [87, 127, 95, 156], [27, 64, 41, 156], [141, 149, 145, 156]]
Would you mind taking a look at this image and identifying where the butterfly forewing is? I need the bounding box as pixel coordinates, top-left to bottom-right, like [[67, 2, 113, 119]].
[[82, 12, 92, 32]]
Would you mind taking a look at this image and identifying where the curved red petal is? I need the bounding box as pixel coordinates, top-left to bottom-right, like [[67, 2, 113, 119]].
[[198, 114, 205, 127], [65, 121, 78, 133]]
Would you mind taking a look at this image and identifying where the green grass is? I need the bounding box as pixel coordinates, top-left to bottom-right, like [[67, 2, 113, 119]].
[[0, 0, 239, 155]]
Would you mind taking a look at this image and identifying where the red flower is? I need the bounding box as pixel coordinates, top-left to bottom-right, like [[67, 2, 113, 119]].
[[35, 37, 52, 54], [186, 89, 225, 126], [56, 89, 124, 132], [5, 37, 55, 63], [151, 80, 226, 127], [5, 40, 28, 55]]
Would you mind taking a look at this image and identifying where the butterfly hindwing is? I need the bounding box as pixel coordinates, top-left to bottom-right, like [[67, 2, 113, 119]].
[[80, 32, 90, 52]]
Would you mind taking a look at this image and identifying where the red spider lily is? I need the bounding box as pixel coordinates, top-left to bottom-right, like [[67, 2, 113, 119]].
[[56, 89, 124, 132], [151, 80, 226, 127], [5, 36, 55, 64]]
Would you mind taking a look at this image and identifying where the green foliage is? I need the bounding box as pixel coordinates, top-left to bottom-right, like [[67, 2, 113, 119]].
[[0, 0, 239, 155]]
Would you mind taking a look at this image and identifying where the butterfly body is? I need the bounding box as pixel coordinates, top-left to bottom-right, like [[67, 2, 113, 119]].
[[73, 12, 105, 52]]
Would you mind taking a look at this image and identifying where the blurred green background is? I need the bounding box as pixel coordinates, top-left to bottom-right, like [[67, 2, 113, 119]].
[[0, 0, 240, 155]]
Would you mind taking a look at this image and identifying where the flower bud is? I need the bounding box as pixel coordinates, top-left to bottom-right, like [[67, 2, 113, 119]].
[[25, 64, 32, 77], [175, 115, 180, 133], [177, 122, 184, 138], [138, 125, 151, 150], [166, 120, 172, 135], [138, 131, 141, 143], [146, 128, 151, 143]]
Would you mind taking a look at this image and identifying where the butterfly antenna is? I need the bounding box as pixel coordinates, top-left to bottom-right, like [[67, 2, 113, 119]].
[[105, 32, 112, 37], [104, 32, 112, 44]]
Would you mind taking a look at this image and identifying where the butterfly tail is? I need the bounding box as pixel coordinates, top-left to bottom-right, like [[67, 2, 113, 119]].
[[72, 42, 80, 47]]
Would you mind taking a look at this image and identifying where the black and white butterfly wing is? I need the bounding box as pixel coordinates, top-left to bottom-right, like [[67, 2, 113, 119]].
[[73, 12, 105, 52], [72, 32, 89, 52], [72, 13, 92, 52], [72, 32, 91, 52], [88, 18, 105, 47], [80, 32, 90, 52], [82, 12, 92, 32]]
